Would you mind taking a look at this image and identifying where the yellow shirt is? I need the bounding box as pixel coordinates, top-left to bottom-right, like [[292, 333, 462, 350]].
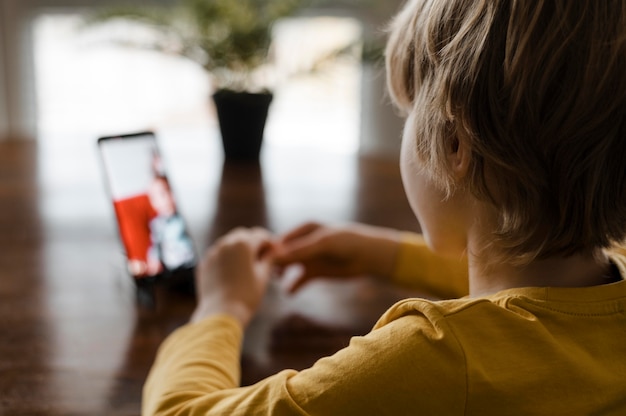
[[143, 234, 626, 415]]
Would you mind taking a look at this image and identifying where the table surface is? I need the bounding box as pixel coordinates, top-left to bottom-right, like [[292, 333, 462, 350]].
[[0, 131, 423, 415]]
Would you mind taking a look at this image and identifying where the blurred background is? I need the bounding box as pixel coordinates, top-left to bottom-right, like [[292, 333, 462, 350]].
[[0, 0, 405, 154], [0, 1, 421, 415]]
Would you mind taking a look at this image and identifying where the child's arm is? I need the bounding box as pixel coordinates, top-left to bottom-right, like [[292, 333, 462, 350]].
[[143, 305, 465, 415], [144, 226, 466, 415], [392, 233, 468, 299], [275, 222, 469, 299], [274, 222, 401, 293]]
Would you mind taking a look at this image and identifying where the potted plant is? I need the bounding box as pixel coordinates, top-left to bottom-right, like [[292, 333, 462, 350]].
[[88, 0, 311, 160]]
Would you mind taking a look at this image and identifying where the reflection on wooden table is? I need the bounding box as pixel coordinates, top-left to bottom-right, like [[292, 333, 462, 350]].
[[0, 133, 423, 415]]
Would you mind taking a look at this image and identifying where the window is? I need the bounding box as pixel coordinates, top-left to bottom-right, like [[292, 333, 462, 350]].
[[34, 12, 362, 154]]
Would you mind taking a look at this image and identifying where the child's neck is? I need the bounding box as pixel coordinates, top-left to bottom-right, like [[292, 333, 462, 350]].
[[467, 249, 614, 297]]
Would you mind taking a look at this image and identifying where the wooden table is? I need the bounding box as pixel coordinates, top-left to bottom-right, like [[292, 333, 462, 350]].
[[0, 131, 422, 415]]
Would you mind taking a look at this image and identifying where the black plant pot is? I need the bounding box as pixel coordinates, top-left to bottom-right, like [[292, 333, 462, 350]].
[[212, 89, 273, 161]]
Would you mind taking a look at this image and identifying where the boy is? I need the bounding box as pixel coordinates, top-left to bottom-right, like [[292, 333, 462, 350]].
[[143, 0, 626, 414]]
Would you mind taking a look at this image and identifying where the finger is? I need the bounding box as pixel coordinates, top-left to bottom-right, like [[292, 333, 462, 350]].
[[279, 264, 309, 294], [280, 222, 322, 244], [281, 259, 341, 294], [285, 261, 336, 293], [249, 228, 279, 260], [226, 226, 271, 241], [223, 227, 274, 256], [287, 272, 312, 294], [258, 240, 276, 259], [274, 233, 326, 266], [274, 262, 286, 275]]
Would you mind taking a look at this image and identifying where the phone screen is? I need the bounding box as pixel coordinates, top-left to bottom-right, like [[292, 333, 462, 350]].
[[98, 132, 196, 280]]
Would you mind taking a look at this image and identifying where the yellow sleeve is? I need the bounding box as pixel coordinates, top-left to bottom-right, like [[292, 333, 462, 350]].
[[142, 314, 244, 415], [392, 233, 469, 299], [142, 306, 467, 415]]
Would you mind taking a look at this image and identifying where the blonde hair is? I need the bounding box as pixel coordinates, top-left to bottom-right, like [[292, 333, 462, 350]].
[[387, 0, 626, 264]]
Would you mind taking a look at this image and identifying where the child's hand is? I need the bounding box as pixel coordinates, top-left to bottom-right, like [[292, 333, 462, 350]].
[[274, 222, 402, 293], [190, 227, 276, 327]]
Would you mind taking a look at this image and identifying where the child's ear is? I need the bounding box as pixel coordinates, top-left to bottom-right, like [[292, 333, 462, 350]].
[[447, 130, 471, 180]]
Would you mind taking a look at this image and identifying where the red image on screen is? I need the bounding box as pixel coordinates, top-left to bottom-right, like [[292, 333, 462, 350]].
[[100, 134, 195, 278]]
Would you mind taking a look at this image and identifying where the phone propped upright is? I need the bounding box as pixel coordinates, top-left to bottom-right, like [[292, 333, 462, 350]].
[[98, 131, 196, 297]]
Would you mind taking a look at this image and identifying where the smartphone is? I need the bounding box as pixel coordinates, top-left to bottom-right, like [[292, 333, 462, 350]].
[[98, 131, 197, 285]]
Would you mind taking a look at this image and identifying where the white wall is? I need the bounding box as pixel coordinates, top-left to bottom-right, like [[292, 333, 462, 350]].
[[0, 2, 9, 139], [0, 0, 402, 142], [0, 0, 175, 140], [357, 0, 405, 157], [0, 0, 37, 140], [360, 63, 403, 157], [308, 1, 406, 157], [0, 0, 19, 138]]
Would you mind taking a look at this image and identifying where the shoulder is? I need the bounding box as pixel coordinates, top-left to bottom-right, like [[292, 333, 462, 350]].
[[287, 299, 470, 414], [374, 295, 543, 357], [375, 296, 496, 329]]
